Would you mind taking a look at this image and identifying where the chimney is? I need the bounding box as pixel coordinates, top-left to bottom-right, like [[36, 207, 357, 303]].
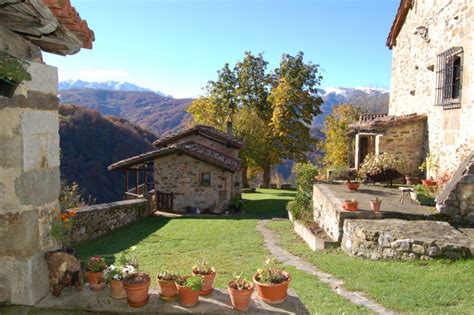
[[226, 115, 233, 137]]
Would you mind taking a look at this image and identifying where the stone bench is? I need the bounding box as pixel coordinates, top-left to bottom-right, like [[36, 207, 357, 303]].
[[33, 286, 309, 314]]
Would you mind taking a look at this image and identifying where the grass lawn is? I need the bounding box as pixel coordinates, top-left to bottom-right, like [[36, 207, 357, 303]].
[[76, 189, 367, 314], [267, 220, 474, 314]]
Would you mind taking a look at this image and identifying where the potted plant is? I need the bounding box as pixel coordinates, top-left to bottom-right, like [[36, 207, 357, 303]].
[[120, 247, 150, 307], [157, 271, 179, 301], [191, 261, 216, 295], [228, 272, 254, 312], [85, 256, 107, 291], [253, 258, 290, 304], [405, 175, 420, 185], [104, 264, 136, 299], [370, 197, 382, 212], [0, 52, 31, 98], [123, 272, 151, 307], [175, 275, 202, 308], [343, 199, 358, 211], [50, 208, 77, 254], [358, 153, 405, 186], [346, 180, 360, 191]]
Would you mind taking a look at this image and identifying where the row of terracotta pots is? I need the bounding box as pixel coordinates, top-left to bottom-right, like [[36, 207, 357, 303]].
[[342, 199, 382, 212], [85, 269, 291, 311]]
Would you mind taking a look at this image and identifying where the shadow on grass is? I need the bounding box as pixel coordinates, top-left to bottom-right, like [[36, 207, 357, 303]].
[[75, 216, 172, 263]]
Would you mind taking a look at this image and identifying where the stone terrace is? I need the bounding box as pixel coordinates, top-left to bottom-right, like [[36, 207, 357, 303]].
[[313, 181, 440, 242]]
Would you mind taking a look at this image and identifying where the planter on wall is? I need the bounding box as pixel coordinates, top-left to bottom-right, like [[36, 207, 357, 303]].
[[110, 279, 127, 299], [346, 181, 360, 191], [0, 79, 19, 98], [85, 271, 106, 291], [343, 200, 358, 211]]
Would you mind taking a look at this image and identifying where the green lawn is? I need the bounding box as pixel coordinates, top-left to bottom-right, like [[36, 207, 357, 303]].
[[76, 189, 367, 314], [266, 220, 474, 314]]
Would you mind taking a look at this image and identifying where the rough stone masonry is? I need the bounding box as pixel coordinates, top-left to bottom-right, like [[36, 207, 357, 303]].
[[0, 62, 60, 305]]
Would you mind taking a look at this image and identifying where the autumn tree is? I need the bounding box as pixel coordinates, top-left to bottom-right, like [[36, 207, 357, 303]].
[[187, 51, 323, 187], [321, 104, 361, 169]]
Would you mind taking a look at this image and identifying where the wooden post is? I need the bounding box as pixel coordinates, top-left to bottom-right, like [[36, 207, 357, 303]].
[[124, 170, 129, 197], [144, 165, 148, 193], [135, 168, 139, 194]]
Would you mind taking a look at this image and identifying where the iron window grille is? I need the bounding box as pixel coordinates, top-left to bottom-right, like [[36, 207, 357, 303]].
[[201, 172, 211, 186], [435, 47, 463, 109]]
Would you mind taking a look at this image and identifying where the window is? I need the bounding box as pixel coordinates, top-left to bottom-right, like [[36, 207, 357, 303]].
[[435, 47, 463, 108], [201, 173, 211, 186]]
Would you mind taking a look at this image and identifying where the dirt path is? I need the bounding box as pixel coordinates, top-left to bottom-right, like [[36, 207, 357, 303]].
[[256, 220, 397, 315]]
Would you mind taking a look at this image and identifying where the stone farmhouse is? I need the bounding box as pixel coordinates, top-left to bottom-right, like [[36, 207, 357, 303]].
[[108, 123, 243, 214], [349, 0, 473, 178], [348, 0, 473, 223], [0, 0, 94, 305]]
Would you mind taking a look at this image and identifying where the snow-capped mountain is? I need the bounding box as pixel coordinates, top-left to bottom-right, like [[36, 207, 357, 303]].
[[59, 80, 168, 97], [313, 86, 390, 127]]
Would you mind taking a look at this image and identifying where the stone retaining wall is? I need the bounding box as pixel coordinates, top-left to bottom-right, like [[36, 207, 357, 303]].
[[342, 219, 473, 260], [70, 199, 152, 244], [436, 152, 474, 225]]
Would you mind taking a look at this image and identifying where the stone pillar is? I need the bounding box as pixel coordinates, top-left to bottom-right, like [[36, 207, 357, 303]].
[[0, 61, 60, 305], [354, 134, 360, 169]]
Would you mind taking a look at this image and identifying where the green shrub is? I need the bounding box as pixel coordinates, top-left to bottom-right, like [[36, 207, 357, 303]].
[[288, 162, 318, 223], [0, 53, 31, 83], [414, 184, 436, 206]]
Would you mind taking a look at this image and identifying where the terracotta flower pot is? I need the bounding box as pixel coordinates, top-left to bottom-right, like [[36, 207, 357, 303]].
[[110, 279, 127, 299], [123, 277, 150, 308], [227, 281, 254, 312], [346, 181, 360, 191], [157, 278, 178, 301], [85, 271, 106, 291], [253, 272, 291, 304], [370, 200, 381, 212], [176, 280, 200, 308], [192, 271, 216, 296], [343, 201, 358, 211]]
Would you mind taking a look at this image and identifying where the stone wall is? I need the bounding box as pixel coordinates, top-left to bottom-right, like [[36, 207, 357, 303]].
[[377, 120, 427, 175], [389, 0, 474, 177], [436, 152, 474, 225], [154, 154, 237, 213], [342, 219, 473, 260], [0, 61, 59, 305], [69, 199, 151, 244]]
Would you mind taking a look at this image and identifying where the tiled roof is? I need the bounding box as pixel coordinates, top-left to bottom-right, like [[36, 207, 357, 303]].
[[153, 125, 243, 149], [108, 141, 241, 172], [349, 113, 427, 132], [0, 0, 94, 55], [43, 0, 94, 49], [387, 0, 413, 49]]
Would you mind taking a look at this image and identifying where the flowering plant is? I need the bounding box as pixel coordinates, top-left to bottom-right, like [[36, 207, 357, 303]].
[[104, 264, 136, 281], [50, 208, 76, 249], [86, 256, 107, 273], [358, 153, 404, 177]]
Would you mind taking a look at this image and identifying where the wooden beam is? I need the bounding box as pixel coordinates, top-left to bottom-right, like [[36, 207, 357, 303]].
[[144, 165, 148, 193]]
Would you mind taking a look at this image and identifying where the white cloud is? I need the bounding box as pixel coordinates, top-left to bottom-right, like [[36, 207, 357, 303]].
[[76, 69, 129, 81]]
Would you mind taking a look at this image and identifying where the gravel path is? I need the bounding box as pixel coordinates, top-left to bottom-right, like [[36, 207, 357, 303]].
[[256, 220, 397, 315]]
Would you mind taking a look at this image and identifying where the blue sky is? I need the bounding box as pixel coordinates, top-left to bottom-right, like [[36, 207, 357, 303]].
[[44, 0, 399, 98]]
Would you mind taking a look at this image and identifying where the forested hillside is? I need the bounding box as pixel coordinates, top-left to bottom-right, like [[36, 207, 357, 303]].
[[59, 104, 156, 203]]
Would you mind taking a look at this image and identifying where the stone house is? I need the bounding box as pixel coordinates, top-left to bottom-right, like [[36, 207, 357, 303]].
[[108, 124, 243, 214], [350, 0, 473, 178], [0, 0, 94, 305]]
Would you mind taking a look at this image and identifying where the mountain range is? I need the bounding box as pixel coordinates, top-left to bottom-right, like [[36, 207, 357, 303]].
[[59, 80, 169, 97], [59, 81, 389, 136]]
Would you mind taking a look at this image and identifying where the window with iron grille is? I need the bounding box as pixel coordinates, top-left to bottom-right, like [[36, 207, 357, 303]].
[[435, 47, 463, 108]]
